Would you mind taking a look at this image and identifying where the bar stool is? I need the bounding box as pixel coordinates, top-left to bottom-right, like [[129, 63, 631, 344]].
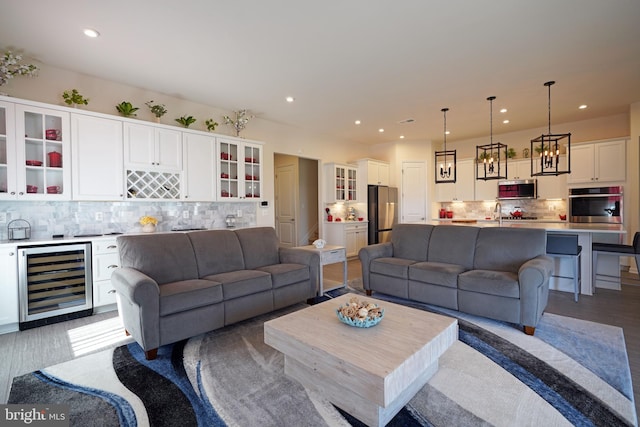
[[546, 234, 582, 302], [592, 232, 640, 289]]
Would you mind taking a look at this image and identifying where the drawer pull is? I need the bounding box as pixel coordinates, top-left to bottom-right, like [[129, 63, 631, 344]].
[[107, 289, 116, 294], [107, 264, 119, 269], [107, 245, 118, 249], [329, 250, 339, 254]]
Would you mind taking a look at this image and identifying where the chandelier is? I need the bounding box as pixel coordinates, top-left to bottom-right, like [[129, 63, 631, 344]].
[[530, 81, 571, 176], [435, 107, 456, 184], [476, 96, 507, 180]]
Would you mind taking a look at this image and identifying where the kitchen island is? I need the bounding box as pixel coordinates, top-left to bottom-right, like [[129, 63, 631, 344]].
[[432, 219, 627, 297]]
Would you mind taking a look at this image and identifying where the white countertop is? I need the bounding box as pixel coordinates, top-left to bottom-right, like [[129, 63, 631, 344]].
[[431, 219, 626, 234]]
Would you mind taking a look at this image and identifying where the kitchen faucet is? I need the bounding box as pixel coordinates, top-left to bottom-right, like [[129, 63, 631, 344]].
[[494, 202, 503, 226]]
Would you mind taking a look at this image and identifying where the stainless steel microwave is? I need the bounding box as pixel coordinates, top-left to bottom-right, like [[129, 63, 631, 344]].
[[497, 179, 537, 200]]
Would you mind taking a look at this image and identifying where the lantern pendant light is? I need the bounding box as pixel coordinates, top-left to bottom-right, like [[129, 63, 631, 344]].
[[476, 96, 507, 181], [435, 107, 456, 184], [530, 81, 571, 176]]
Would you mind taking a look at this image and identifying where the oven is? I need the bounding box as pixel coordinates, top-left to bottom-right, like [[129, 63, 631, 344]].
[[569, 186, 623, 223]]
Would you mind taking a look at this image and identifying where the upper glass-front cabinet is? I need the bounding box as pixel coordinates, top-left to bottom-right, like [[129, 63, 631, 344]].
[[217, 137, 262, 200], [1, 102, 71, 200], [325, 163, 357, 202]]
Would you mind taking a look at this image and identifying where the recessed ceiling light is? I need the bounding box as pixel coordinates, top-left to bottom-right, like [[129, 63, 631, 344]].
[[579, 104, 588, 109], [399, 135, 405, 139], [503, 119, 510, 124], [500, 108, 507, 113], [285, 96, 295, 103], [354, 120, 361, 125], [378, 128, 384, 133], [83, 28, 100, 38], [445, 130, 450, 135]]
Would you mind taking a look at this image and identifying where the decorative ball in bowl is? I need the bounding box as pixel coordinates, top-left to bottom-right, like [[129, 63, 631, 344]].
[[336, 296, 384, 328]]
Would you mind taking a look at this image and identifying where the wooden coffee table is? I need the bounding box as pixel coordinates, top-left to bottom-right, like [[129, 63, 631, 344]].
[[264, 293, 458, 426]]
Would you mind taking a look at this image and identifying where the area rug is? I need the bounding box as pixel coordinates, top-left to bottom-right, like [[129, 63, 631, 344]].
[[8, 297, 637, 427]]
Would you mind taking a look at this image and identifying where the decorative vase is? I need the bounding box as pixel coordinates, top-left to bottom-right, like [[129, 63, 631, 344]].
[[154, 117, 161, 123], [142, 223, 156, 233]]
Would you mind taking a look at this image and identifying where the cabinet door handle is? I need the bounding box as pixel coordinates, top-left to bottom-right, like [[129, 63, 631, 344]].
[[107, 264, 119, 269], [107, 245, 118, 249], [107, 289, 116, 294]]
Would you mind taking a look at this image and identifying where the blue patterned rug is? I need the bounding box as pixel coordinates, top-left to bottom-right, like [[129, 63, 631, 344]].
[[8, 297, 637, 426]]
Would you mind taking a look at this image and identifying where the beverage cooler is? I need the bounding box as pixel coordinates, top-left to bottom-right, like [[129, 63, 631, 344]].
[[18, 242, 93, 330]]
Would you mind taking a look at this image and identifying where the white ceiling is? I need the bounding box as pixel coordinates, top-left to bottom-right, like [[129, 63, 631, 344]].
[[1, 0, 639, 145]]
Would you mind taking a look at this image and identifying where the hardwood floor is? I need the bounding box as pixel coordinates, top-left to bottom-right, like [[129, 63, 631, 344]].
[[2, 259, 638, 419]]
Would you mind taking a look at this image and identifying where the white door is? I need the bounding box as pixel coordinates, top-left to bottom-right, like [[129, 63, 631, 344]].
[[402, 161, 427, 223], [276, 164, 297, 247]]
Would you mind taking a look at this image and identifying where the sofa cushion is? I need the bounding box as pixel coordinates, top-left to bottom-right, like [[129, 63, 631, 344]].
[[427, 225, 479, 269], [203, 270, 272, 300], [391, 224, 434, 262], [371, 257, 416, 279], [118, 233, 198, 285], [235, 227, 280, 269], [409, 261, 466, 288], [474, 227, 546, 273], [257, 263, 310, 289], [188, 230, 245, 276], [458, 269, 520, 298], [159, 279, 223, 316]]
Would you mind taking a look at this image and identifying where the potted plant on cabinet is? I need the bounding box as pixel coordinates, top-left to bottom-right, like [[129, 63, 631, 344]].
[[205, 119, 219, 132], [176, 115, 196, 128], [116, 101, 139, 117], [145, 100, 167, 122], [62, 89, 89, 107], [0, 51, 39, 94]]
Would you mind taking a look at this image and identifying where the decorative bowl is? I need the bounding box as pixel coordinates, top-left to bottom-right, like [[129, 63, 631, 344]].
[[26, 160, 43, 166], [336, 309, 384, 328]]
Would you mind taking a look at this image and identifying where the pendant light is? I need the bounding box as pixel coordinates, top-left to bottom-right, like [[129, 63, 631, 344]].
[[476, 96, 507, 181], [530, 81, 571, 176], [435, 107, 456, 184]]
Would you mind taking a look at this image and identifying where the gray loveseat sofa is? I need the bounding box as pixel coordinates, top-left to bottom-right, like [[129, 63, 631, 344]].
[[359, 224, 553, 335], [111, 227, 319, 359]]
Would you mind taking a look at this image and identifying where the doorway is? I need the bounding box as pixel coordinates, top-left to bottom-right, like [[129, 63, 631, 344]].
[[274, 153, 320, 247]]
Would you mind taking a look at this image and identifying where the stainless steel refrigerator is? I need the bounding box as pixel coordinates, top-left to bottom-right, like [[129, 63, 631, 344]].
[[368, 185, 398, 244]]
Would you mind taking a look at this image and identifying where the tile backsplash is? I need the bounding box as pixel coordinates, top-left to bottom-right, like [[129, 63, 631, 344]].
[[0, 201, 257, 240], [438, 199, 567, 220]]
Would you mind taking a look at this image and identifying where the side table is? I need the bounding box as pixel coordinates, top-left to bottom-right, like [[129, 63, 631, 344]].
[[298, 245, 347, 295]]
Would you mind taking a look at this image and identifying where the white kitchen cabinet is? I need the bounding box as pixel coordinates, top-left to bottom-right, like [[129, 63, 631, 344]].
[[506, 159, 531, 180], [324, 221, 368, 258], [92, 238, 120, 310], [474, 179, 497, 201], [3, 104, 71, 200], [358, 159, 389, 185], [325, 163, 358, 202], [183, 131, 217, 201], [436, 159, 473, 202], [124, 123, 183, 200], [0, 100, 16, 200], [0, 244, 19, 332], [124, 122, 182, 171], [567, 140, 626, 184], [217, 137, 263, 200], [71, 114, 124, 200]]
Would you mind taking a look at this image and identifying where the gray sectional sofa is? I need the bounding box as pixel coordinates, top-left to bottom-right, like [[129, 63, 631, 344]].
[[359, 224, 554, 335], [111, 227, 319, 359]]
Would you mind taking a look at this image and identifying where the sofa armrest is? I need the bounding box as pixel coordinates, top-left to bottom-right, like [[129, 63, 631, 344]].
[[111, 267, 161, 351], [518, 255, 554, 326], [358, 242, 393, 290], [279, 247, 321, 296]]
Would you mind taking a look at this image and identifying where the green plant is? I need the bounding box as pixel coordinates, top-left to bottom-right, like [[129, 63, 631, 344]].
[[477, 152, 491, 162], [145, 100, 167, 118], [116, 101, 139, 117], [176, 115, 196, 128], [62, 89, 89, 106], [506, 148, 517, 159], [205, 119, 219, 132]]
